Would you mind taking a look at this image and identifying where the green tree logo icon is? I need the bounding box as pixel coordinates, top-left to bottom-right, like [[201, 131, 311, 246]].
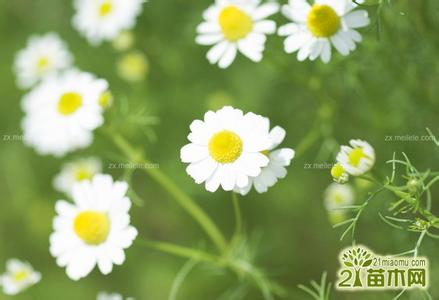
[[341, 247, 373, 287]]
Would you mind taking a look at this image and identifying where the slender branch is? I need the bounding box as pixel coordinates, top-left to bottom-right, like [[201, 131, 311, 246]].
[[137, 239, 219, 264], [232, 192, 242, 239]]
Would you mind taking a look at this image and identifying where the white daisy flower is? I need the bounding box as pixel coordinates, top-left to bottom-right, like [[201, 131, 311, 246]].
[[235, 125, 295, 195], [97, 291, 134, 300], [73, 0, 145, 46], [323, 182, 354, 211], [196, 0, 279, 68], [180, 106, 272, 192], [278, 0, 370, 63], [14, 33, 73, 89], [53, 157, 102, 196], [21, 70, 108, 157], [0, 259, 41, 295], [330, 162, 349, 184], [50, 174, 138, 280], [336, 139, 375, 176]]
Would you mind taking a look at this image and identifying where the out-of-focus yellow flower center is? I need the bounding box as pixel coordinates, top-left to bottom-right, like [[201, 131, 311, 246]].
[[307, 4, 340, 37], [333, 192, 344, 204], [58, 92, 83, 115], [74, 211, 110, 245], [74, 168, 93, 181], [218, 6, 253, 41], [117, 52, 149, 82], [36, 57, 50, 71], [331, 163, 345, 179], [208, 130, 243, 163], [99, 1, 113, 17], [98, 91, 113, 109], [348, 147, 367, 167], [14, 270, 29, 282]]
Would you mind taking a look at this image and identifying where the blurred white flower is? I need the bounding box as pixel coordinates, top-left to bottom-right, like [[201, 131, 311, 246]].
[[330, 162, 349, 184], [14, 33, 73, 89], [180, 106, 271, 192], [336, 139, 375, 176], [0, 259, 41, 295], [97, 291, 134, 300], [117, 51, 149, 82], [196, 0, 279, 68], [235, 125, 295, 195], [53, 157, 102, 196], [21, 70, 108, 157], [278, 0, 370, 63], [324, 182, 354, 211], [50, 174, 138, 280], [73, 0, 145, 46]]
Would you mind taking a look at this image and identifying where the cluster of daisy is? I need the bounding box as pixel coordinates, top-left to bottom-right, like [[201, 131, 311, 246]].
[[196, 0, 370, 68], [330, 139, 375, 184], [322, 139, 375, 224], [14, 33, 112, 156], [180, 106, 295, 194]]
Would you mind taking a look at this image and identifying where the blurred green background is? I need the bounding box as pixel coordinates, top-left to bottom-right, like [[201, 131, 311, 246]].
[[0, 0, 438, 299]]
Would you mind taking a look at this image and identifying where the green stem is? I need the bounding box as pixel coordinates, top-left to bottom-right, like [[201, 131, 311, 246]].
[[111, 133, 227, 252], [231, 192, 242, 238], [137, 239, 219, 264]]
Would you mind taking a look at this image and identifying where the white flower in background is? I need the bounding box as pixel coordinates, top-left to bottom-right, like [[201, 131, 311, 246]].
[[97, 291, 135, 300], [21, 70, 108, 157], [278, 0, 370, 63], [180, 106, 272, 192], [73, 0, 145, 46], [0, 259, 41, 295], [53, 157, 102, 195], [235, 126, 295, 195], [50, 174, 138, 280], [14, 33, 73, 89], [330, 162, 349, 184], [196, 0, 279, 68], [336, 139, 375, 176], [323, 182, 354, 211]]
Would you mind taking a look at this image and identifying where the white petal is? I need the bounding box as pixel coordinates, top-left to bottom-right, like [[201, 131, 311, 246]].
[[253, 20, 277, 34], [207, 41, 228, 64], [253, 3, 279, 20], [218, 44, 237, 68], [180, 143, 208, 163], [196, 34, 224, 46], [343, 10, 370, 28]]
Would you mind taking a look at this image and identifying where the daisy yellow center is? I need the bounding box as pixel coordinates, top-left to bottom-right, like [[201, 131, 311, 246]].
[[307, 4, 340, 38], [218, 6, 253, 41], [74, 168, 93, 181], [37, 57, 50, 71], [261, 150, 270, 156], [58, 92, 83, 115], [331, 163, 345, 179], [348, 147, 367, 167], [74, 211, 110, 245], [99, 1, 113, 17], [14, 270, 29, 282], [208, 130, 243, 163]]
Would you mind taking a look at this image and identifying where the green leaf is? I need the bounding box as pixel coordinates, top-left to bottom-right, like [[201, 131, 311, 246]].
[[363, 259, 372, 267], [344, 261, 353, 267]]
